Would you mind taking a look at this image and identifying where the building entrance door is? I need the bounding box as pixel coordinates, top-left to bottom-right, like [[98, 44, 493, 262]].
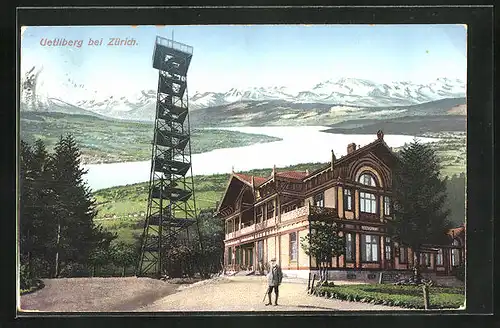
[[241, 245, 254, 270]]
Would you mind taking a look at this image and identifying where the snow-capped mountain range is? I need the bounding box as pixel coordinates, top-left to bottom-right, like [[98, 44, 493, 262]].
[[190, 77, 465, 109], [20, 65, 466, 121]]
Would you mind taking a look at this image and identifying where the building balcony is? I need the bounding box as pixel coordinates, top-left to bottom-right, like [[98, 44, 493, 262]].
[[225, 221, 257, 240], [359, 212, 381, 222], [280, 205, 310, 223], [308, 205, 339, 220], [224, 205, 340, 241]]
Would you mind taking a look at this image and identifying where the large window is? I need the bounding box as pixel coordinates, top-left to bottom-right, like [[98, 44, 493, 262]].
[[345, 233, 356, 262], [360, 192, 377, 214], [384, 237, 392, 260], [361, 235, 379, 262], [421, 253, 431, 267], [384, 196, 391, 216], [344, 188, 353, 211], [359, 173, 377, 187], [399, 247, 408, 263], [436, 249, 444, 266], [314, 192, 324, 207], [289, 232, 298, 261], [227, 247, 232, 264]]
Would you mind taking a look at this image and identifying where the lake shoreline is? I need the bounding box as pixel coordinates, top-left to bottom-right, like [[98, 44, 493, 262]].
[[83, 126, 441, 191]]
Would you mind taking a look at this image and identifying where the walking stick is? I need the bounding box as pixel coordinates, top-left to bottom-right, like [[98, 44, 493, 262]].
[[262, 287, 268, 303]]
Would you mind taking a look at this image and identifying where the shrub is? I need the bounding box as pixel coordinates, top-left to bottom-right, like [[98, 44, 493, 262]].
[[20, 264, 33, 290], [316, 284, 465, 309]]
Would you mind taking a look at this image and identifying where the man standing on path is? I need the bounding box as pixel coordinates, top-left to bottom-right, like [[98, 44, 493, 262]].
[[265, 258, 283, 306]]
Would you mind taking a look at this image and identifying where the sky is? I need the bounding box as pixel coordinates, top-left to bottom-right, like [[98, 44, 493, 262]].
[[21, 25, 467, 94]]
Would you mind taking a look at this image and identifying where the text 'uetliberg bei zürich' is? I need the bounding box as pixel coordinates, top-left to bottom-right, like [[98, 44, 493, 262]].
[[39, 37, 138, 48]]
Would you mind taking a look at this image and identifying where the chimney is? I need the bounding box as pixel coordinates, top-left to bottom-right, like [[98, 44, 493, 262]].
[[347, 143, 357, 154]]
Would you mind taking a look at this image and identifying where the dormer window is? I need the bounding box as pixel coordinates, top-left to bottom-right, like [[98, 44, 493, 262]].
[[359, 173, 377, 187]]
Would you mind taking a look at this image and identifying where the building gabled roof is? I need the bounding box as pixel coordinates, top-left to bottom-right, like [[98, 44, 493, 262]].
[[233, 173, 268, 187], [217, 131, 398, 216], [447, 224, 465, 238], [276, 170, 309, 180], [305, 131, 399, 179], [233, 170, 308, 188]]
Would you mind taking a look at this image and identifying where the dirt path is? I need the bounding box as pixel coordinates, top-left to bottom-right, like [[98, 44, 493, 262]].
[[20, 277, 179, 312], [20, 276, 409, 312], [138, 276, 408, 312]]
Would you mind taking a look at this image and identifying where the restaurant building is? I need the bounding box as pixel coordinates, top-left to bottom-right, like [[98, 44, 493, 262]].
[[216, 131, 465, 281]]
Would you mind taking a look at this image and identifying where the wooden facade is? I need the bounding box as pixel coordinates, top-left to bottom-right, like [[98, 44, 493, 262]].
[[216, 131, 465, 278]]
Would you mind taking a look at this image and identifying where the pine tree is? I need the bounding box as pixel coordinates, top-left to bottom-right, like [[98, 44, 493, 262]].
[[389, 139, 452, 280], [31, 139, 58, 276], [19, 140, 35, 280], [445, 173, 466, 226], [192, 208, 224, 276], [19, 139, 57, 279], [50, 134, 115, 277]]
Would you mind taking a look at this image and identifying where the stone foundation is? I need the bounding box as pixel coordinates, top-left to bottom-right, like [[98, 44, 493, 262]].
[[282, 270, 310, 280]]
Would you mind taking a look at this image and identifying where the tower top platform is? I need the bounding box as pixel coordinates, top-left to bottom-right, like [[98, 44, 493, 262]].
[[155, 36, 193, 55], [152, 36, 193, 72]]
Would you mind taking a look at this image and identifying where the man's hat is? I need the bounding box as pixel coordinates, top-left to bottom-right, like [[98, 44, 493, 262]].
[[270, 258, 276, 262]]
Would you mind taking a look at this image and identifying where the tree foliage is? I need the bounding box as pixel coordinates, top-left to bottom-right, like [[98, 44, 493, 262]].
[[300, 220, 345, 269], [194, 208, 225, 275], [19, 135, 116, 282], [163, 208, 224, 278], [389, 139, 452, 268], [445, 173, 466, 226]]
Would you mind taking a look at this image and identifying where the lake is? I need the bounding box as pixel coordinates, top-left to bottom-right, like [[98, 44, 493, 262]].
[[83, 126, 438, 191]]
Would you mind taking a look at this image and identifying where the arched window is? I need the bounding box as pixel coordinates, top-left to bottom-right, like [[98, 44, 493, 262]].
[[359, 173, 377, 187]]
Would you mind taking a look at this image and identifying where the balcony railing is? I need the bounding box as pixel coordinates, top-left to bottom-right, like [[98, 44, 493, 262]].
[[240, 224, 255, 235], [224, 205, 340, 240], [155, 36, 193, 54], [280, 205, 309, 223], [309, 205, 339, 220], [359, 212, 380, 222], [256, 219, 273, 231]]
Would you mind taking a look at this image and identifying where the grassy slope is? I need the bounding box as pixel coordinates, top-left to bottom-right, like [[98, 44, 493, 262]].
[[189, 98, 466, 127], [20, 112, 281, 164], [322, 115, 466, 177], [323, 115, 465, 136], [391, 131, 466, 177]]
